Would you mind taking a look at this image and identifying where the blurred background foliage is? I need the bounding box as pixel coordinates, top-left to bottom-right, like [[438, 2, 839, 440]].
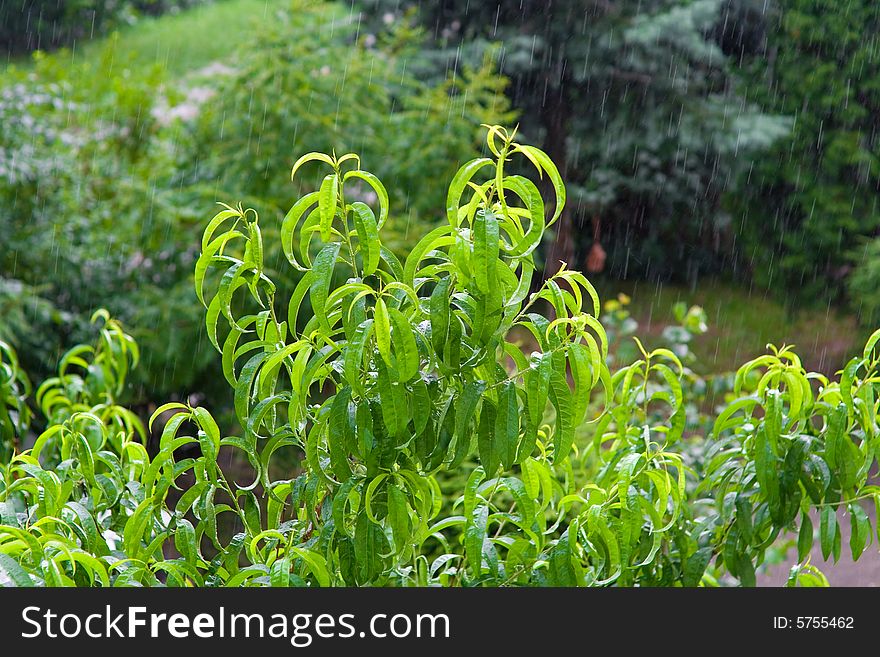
[[358, 0, 791, 282], [1, 0, 879, 419], [0, 1, 213, 55], [731, 1, 880, 308], [0, 0, 512, 412]]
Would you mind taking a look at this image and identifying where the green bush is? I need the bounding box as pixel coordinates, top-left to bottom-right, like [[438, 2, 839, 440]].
[[1, 126, 879, 587], [0, 47, 214, 399], [359, 0, 790, 283], [733, 0, 880, 307], [190, 0, 515, 249], [848, 237, 880, 329], [1, 0, 512, 409]]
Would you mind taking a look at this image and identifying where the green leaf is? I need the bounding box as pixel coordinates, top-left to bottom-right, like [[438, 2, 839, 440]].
[[122, 498, 155, 559], [310, 242, 342, 332], [270, 557, 292, 587], [525, 352, 551, 428], [444, 312, 462, 370], [754, 428, 780, 517], [472, 210, 499, 294], [387, 483, 411, 551], [429, 278, 451, 356], [350, 202, 380, 276], [174, 519, 199, 564], [372, 362, 405, 449], [549, 371, 574, 462], [411, 379, 431, 436], [318, 174, 339, 242], [329, 389, 354, 482], [502, 175, 545, 257], [547, 523, 583, 586], [354, 513, 389, 583], [446, 158, 493, 227], [862, 327, 880, 360], [403, 225, 455, 289], [450, 381, 486, 469], [494, 382, 519, 470], [195, 232, 241, 306], [192, 407, 221, 460], [683, 547, 712, 587], [66, 501, 100, 553], [344, 319, 373, 397], [0, 553, 33, 587], [736, 552, 756, 587], [797, 512, 813, 562], [478, 400, 499, 475], [734, 495, 753, 544], [849, 503, 871, 561], [243, 490, 261, 536], [289, 547, 331, 588], [819, 505, 837, 562], [290, 152, 335, 180], [73, 432, 97, 490], [280, 192, 320, 270], [514, 144, 566, 228], [465, 505, 489, 578], [388, 307, 418, 382], [234, 351, 269, 424], [247, 218, 264, 273], [344, 170, 389, 228], [374, 298, 393, 370], [287, 270, 315, 333], [201, 207, 241, 251]]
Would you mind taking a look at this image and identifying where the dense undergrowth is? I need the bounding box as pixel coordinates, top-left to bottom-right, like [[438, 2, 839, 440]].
[[1, 126, 879, 587], [0, 0, 511, 405]]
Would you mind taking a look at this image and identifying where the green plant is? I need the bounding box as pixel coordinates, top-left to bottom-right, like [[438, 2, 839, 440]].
[[733, 0, 880, 306], [359, 0, 789, 281], [2, 126, 880, 588], [848, 237, 880, 329], [694, 338, 880, 585], [0, 313, 150, 586], [0, 340, 32, 464], [0, 0, 513, 440], [0, 43, 217, 400], [191, 124, 634, 585], [191, 0, 514, 245]]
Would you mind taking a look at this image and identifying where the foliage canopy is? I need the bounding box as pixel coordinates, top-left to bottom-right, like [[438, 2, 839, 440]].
[[2, 127, 879, 587]]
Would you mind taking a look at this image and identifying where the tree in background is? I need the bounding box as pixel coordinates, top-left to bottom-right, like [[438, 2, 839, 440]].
[[359, 0, 787, 283], [0, 1, 210, 55], [191, 1, 513, 253], [731, 1, 880, 310]]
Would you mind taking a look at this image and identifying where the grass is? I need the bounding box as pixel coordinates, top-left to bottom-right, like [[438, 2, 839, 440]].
[[598, 278, 868, 374], [7, 0, 277, 78]]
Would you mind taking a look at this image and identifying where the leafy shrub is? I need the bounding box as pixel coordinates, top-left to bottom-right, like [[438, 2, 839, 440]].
[[732, 0, 880, 307], [0, 45, 216, 399], [848, 237, 880, 329], [0, 340, 32, 464], [2, 126, 880, 587], [1, 0, 512, 409], [359, 0, 790, 283], [0, 279, 77, 386], [190, 0, 515, 249]]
